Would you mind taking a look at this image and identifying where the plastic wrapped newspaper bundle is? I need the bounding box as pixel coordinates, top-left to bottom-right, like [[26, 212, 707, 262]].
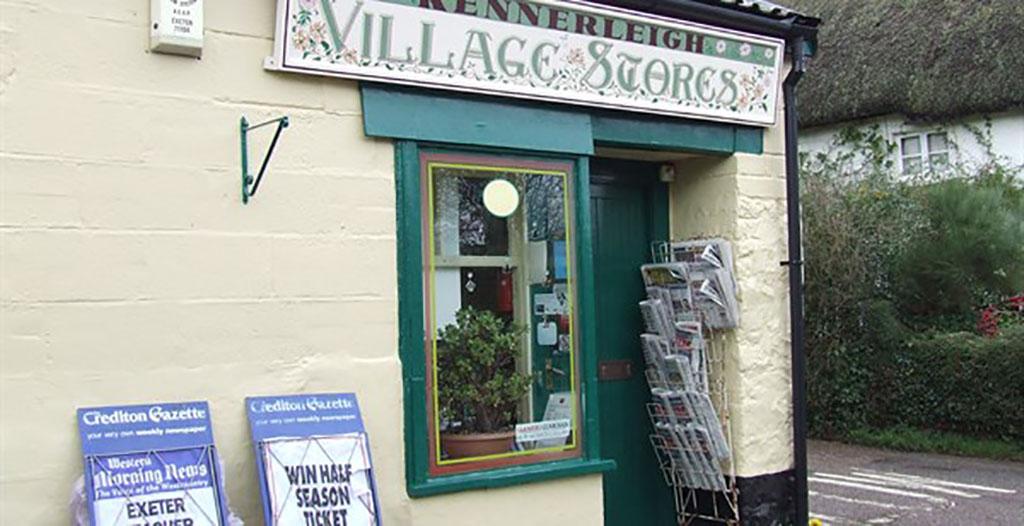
[[669, 239, 740, 329], [639, 298, 731, 493]]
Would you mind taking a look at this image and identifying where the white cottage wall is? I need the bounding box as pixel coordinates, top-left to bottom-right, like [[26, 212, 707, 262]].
[[800, 111, 1024, 175]]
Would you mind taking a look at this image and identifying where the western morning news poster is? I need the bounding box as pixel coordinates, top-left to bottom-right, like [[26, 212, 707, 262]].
[[77, 401, 228, 526], [247, 393, 381, 526]]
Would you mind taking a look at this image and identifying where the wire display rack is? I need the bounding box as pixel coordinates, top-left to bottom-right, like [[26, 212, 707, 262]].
[[640, 241, 740, 525]]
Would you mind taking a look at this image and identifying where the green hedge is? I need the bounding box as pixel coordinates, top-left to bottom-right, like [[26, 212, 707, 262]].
[[809, 304, 1024, 443], [801, 127, 1024, 445], [875, 325, 1024, 442]]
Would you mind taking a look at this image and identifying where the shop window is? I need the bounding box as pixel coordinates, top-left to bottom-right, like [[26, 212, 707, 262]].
[[899, 131, 950, 174], [422, 152, 582, 476]]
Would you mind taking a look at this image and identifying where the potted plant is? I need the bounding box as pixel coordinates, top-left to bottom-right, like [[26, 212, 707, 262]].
[[437, 306, 532, 459]]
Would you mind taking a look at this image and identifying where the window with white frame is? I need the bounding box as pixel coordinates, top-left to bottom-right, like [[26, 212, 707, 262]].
[[899, 131, 950, 174]]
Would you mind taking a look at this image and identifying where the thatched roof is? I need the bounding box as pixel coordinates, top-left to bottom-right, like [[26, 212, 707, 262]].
[[785, 0, 1024, 128]]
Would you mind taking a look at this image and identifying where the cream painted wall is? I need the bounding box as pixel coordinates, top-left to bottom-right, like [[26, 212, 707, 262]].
[[668, 94, 794, 478], [0, 1, 604, 524]]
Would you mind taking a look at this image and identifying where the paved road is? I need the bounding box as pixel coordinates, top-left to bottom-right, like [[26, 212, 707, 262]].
[[809, 440, 1024, 525]]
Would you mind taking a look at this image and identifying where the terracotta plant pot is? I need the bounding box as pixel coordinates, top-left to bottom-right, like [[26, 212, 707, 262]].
[[441, 431, 515, 459]]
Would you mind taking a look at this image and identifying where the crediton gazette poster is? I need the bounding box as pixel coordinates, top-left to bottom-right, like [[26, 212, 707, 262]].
[[247, 393, 381, 526], [77, 401, 228, 526]]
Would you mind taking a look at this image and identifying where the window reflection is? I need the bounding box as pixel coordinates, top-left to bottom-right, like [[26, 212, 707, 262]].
[[425, 157, 580, 471]]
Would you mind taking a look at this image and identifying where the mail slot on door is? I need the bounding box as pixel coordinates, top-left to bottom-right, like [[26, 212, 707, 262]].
[[598, 360, 634, 381]]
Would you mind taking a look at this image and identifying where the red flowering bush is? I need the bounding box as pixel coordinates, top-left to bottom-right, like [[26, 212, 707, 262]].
[[978, 293, 1024, 337]]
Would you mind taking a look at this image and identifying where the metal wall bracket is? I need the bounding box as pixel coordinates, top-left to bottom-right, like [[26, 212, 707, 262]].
[[240, 116, 289, 204]]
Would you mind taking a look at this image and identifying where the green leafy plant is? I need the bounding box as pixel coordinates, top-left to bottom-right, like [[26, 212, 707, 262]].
[[800, 124, 1024, 442], [878, 325, 1024, 442], [895, 178, 1024, 320], [437, 307, 532, 434]]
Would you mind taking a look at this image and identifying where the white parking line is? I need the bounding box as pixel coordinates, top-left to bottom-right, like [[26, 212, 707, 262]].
[[834, 471, 980, 498], [809, 475, 951, 505], [809, 490, 927, 512], [855, 469, 1019, 495]]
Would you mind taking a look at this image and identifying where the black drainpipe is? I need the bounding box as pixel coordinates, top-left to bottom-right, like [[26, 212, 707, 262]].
[[783, 36, 809, 526]]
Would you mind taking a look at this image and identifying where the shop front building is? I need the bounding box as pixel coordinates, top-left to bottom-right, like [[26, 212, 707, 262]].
[[0, 1, 819, 524]]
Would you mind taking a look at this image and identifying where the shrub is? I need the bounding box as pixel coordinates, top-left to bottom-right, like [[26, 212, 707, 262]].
[[876, 326, 1024, 441], [806, 340, 872, 437], [801, 124, 1024, 442], [801, 128, 923, 438], [894, 178, 1024, 322], [815, 302, 1024, 442]]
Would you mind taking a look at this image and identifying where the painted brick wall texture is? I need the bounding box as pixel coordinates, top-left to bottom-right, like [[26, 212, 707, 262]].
[[0, 2, 604, 524], [670, 93, 795, 478]]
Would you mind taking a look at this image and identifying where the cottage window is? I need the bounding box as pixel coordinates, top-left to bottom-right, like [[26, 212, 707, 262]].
[[421, 151, 582, 477], [899, 132, 949, 174]]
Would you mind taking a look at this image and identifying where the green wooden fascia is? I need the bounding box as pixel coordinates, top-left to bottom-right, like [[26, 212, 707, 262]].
[[591, 113, 763, 155], [395, 140, 615, 497], [362, 84, 762, 156], [734, 126, 764, 154], [363, 85, 594, 155]]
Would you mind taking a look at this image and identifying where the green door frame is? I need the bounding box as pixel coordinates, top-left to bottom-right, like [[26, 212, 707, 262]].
[[396, 141, 614, 497], [363, 83, 758, 497]]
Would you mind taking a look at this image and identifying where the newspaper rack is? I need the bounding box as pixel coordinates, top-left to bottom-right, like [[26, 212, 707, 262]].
[[640, 239, 741, 525]]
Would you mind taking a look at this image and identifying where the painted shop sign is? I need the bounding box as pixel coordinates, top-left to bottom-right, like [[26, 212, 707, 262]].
[[269, 0, 784, 126], [76, 401, 229, 526]]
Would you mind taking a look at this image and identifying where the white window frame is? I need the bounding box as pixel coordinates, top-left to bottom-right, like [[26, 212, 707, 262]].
[[898, 131, 951, 174]]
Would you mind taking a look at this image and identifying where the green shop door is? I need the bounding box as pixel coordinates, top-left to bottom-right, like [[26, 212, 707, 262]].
[[591, 159, 676, 526]]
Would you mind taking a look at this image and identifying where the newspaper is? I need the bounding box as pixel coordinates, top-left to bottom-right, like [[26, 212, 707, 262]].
[[670, 239, 740, 329]]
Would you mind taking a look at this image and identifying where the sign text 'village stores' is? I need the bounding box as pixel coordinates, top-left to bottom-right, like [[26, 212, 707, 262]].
[[271, 0, 783, 125]]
